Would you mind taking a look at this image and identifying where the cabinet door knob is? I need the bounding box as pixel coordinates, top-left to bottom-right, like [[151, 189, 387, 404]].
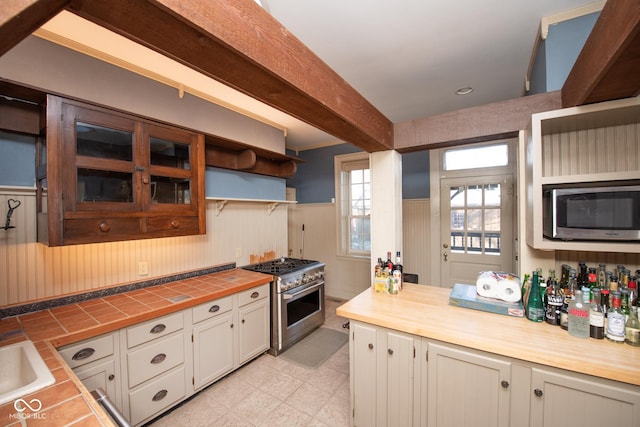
[[388, 348, 394, 355], [150, 353, 167, 364], [534, 388, 543, 397], [368, 343, 374, 350], [99, 222, 110, 232], [142, 176, 150, 184], [242, 319, 245, 324], [72, 347, 95, 361], [152, 389, 168, 402], [501, 380, 509, 389], [251, 291, 259, 299], [209, 305, 220, 313], [150, 324, 166, 334], [170, 219, 180, 228], [108, 374, 115, 381]]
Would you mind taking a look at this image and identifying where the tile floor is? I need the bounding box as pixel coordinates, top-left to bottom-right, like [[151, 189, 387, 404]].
[[148, 297, 351, 427]]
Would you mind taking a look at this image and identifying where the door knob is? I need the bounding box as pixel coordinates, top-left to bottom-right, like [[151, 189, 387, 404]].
[[442, 243, 449, 248]]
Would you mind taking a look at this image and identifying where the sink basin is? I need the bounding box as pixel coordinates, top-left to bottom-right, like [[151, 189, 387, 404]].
[[0, 340, 55, 405]]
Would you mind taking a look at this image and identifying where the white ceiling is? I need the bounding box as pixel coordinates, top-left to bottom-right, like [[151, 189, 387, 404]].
[[36, 1, 602, 152]]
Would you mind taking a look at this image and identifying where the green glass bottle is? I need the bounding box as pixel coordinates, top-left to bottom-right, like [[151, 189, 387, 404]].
[[526, 271, 544, 322]]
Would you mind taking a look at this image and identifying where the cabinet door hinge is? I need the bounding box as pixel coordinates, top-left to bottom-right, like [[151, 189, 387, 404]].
[[191, 334, 194, 343], [425, 350, 428, 362], [192, 377, 194, 385], [413, 346, 416, 359]]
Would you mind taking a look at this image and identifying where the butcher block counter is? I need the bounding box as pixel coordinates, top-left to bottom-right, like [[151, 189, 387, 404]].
[[0, 268, 272, 426], [337, 283, 640, 386]]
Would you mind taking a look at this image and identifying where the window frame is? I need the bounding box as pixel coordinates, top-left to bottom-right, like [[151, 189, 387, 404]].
[[334, 152, 371, 258]]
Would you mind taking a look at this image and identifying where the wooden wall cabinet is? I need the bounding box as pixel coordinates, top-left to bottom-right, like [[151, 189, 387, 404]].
[[525, 96, 640, 254], [38, 95, 205, 246]]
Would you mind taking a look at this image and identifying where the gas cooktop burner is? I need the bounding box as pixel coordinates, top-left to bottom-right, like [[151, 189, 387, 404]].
[[242, 257, 320, 275]]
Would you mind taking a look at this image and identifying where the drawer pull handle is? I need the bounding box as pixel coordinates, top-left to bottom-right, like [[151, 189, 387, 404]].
[[72, 347, 95, 361], [501, 380, 509, 389], [99, 222, 110, 233], [150, 324, 166, 334], [152, 389, 168, 402], [534, 388, 543, 397], [388, 348, 394, 355], [251, 291, 259, 299], [170, 219, 180, 229], [368, 343, 374, 350], [209, 305, 220, 313], [151, 353, 167, 364]]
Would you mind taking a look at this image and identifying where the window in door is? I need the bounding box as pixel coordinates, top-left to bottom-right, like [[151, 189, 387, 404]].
[[449, 183, 502, 255]]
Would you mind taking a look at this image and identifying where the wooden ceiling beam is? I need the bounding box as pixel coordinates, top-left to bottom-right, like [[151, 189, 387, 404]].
[[562, 0, 640, 107], [0, 0, 70, 57], [60, 0, 393, 152]]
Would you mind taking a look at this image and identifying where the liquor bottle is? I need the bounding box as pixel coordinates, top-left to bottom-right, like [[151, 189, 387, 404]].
[[578, 261, 588, 289], [589, 288, 605, 339], [625, 306, 640, 346], [587, 267, 597, 288], [606, 291, 626, 343], [597, 263, 607, 289], [600, 288, 610, 331], [560, 270, 577, 330], [394, 251, 403, 291], [521, 273, 530, 310], [386, 251, 393, 271], [621, 288, 631, 322], [609, 275, 619, 292], [526, 271, 544, 322], [629, 276, 638, 307], [568, 289, 590, 338], [545, 270, 562, 326], [374, 257, 387, 294]]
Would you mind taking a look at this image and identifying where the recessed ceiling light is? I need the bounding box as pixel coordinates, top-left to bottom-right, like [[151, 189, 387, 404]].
[[455, 86, 473, 95]]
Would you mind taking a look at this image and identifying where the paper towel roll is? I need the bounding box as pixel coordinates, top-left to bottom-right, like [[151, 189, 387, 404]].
[[476, 271, 521, 303]]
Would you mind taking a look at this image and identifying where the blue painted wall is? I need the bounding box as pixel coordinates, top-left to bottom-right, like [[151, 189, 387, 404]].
[[206, 167, 286, 200], [0, 131, 36, 187], [286, 145, 430, 204], [529, 12, 599, 94]]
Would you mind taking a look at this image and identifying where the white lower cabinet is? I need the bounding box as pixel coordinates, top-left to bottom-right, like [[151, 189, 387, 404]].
[[237, 284, 270, 365], [529, 366, 640, 427], [59, 332, 121, 413], [121, 312, 187, 426], [57, 283, 270, 426], [349, 320, 640, 427], [424, 341, 511, 427], [192, 296, 234, 390], [350, 320, 419, 427]]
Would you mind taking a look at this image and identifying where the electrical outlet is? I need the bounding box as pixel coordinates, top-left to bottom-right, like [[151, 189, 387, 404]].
[[235, 248, 242, 259], [138, 261, 149, 276]]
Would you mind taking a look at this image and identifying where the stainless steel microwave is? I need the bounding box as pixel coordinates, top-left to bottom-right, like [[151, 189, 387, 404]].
[[543, 184, 640, 241]]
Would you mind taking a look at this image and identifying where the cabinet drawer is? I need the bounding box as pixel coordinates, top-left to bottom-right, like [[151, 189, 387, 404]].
[[126, 312, 183, 348], [128, 366, 186, 426], [144, 216, 201, 234], [59, 333, 114, 369], [63, 218, 140, 244], [127, 332, 184, 388], [238, 283, 269, 307], [192, 295, 233, 324]]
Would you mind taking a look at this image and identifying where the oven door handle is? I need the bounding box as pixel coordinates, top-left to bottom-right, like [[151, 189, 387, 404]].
[[282, 281, 323, 300]]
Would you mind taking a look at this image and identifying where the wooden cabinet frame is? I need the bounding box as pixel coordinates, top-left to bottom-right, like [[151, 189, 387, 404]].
[[39, 95, 205, 246]]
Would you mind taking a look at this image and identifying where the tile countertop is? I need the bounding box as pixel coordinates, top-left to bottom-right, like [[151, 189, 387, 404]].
[[0, 268, 273, 427], [337, 283, 640, 387]]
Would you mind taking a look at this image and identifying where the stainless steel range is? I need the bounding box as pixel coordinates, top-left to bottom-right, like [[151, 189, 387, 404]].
[[241, 257, 325, 355]]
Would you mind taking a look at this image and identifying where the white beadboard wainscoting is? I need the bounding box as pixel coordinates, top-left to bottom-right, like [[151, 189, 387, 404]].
[[287, 199, 431, 300], [0, 189, 287, 306]]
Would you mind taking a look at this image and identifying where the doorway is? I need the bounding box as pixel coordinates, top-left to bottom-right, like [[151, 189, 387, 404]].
[[430, 140, 517, 287]]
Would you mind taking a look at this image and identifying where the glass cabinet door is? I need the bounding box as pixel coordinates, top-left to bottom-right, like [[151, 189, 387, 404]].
[[146, 124, 196, 208]]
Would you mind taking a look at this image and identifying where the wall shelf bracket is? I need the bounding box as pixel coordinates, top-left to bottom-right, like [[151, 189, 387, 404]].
[[214, 200, 228, 216], [266, 202, 279, 215]]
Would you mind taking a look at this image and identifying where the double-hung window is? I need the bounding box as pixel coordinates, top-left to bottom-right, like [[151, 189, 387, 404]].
[[335, 153, 370, 257]]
